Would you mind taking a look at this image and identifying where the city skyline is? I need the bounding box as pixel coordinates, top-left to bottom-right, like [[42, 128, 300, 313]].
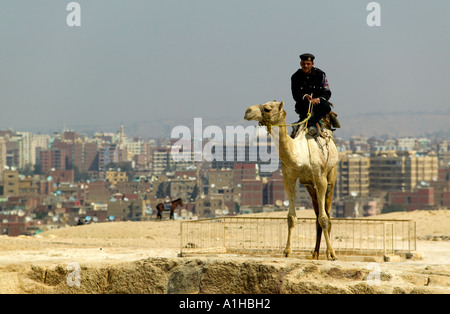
[[1, 1, 449, 137], [1, 117, 449, 237]]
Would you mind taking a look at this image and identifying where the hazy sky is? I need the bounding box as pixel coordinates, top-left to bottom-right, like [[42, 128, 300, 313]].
[[0, 1, 449, 133]]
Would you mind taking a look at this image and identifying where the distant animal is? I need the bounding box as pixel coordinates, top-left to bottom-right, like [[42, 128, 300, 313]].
[[244, 100, 339, 260], [156, 198, 184, 220]]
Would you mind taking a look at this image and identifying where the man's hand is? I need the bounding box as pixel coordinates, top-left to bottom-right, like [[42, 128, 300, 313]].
[[311, 98, 320, 105], [305, 94, 320, 104]]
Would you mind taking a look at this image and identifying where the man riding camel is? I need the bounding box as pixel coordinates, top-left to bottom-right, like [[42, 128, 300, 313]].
[[291, 53, 339, 137]]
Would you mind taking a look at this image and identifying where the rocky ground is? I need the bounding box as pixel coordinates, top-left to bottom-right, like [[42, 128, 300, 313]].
[[0, 209, 449, 294]]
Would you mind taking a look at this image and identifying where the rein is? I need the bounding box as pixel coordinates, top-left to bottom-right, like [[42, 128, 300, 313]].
[[258, 96, 335, 136], [258, 102, 312, 135]]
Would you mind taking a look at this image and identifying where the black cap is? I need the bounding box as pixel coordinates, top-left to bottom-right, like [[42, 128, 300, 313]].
[[300, 53, 315, 61]]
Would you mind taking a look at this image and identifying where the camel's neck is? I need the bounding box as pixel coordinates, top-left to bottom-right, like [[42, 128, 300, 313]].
[[271, 124, 296, 166]]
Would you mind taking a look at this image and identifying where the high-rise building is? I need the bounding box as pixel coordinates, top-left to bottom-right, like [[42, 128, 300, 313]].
[[0, 137, 6, 182], [16, 132, 33, 169], [40, 148, 70, 172], [32, 134, 50, 166], [336, 152, 370, 199], [152, 147, 170, 175], [73, 141, 99, 172], [370, 151, 438, 194], [99, 144, 119, 170]]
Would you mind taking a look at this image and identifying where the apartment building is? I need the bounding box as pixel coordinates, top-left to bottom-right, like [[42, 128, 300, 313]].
[[2, 170, 19, 196], [389, 188, 434, 211], [169, 178, 197, 200], [370, 151, 438, 193], [152, 147, 170, 175], [208, 168, 233, 190], [105, 170, 128, 186], [265, 170, 285, 205], [99, 144, 119, 170], [73, 141, 99, 173], [40, 148, 70, 172], [336, 152, 370, 199]]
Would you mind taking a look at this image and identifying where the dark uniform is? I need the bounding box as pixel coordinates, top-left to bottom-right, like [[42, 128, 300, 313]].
[[291, 54, 332, 127]]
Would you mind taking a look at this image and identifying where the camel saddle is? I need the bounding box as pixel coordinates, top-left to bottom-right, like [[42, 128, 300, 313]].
[[164, 203, 171, 210], [291, 111, 340, 139]]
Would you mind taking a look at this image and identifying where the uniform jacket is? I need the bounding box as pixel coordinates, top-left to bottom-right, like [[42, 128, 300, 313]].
[[291, 67, 331, 105]]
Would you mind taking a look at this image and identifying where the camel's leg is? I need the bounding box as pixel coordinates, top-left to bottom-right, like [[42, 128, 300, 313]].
[[305, 184, 322, 260], [324, 168, 337, 260], [283, 175, 297, 257], [315, 176, 337, 261], [325, 167, 337, 217]]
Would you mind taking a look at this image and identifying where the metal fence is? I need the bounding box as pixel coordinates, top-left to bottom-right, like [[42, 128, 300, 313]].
[[180, 216, 416, 257]]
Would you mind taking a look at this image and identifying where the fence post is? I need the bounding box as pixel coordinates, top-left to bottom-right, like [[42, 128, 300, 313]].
[[180, 221, 184, 256], [383, 223, 394, 255], [223, 218, 226, 252]]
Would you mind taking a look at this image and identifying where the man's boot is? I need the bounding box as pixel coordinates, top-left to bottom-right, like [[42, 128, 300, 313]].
[[329, 111, 340, 128]]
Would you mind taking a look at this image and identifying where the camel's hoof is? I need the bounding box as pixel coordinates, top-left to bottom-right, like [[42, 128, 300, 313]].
[[312, 252, 319, 260], [283, 249, 291, 258], [327, 254, 338, 261]]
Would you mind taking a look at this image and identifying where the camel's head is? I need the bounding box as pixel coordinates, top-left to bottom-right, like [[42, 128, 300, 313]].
[[244, 100, 286, 132]]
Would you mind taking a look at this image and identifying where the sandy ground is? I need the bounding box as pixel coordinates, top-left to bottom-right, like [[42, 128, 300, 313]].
[[0, 209, 449, 293], [1, 209, 449, 265]]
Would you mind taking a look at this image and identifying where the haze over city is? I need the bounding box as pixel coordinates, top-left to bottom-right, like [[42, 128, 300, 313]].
[[0, 1, 449, 138]]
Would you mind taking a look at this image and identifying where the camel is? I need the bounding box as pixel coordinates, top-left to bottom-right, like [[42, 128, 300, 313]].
[[244, 100, 339, 260]]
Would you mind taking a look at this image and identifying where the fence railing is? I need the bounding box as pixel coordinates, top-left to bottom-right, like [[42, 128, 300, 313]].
[[180, 216, 416, 257]]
